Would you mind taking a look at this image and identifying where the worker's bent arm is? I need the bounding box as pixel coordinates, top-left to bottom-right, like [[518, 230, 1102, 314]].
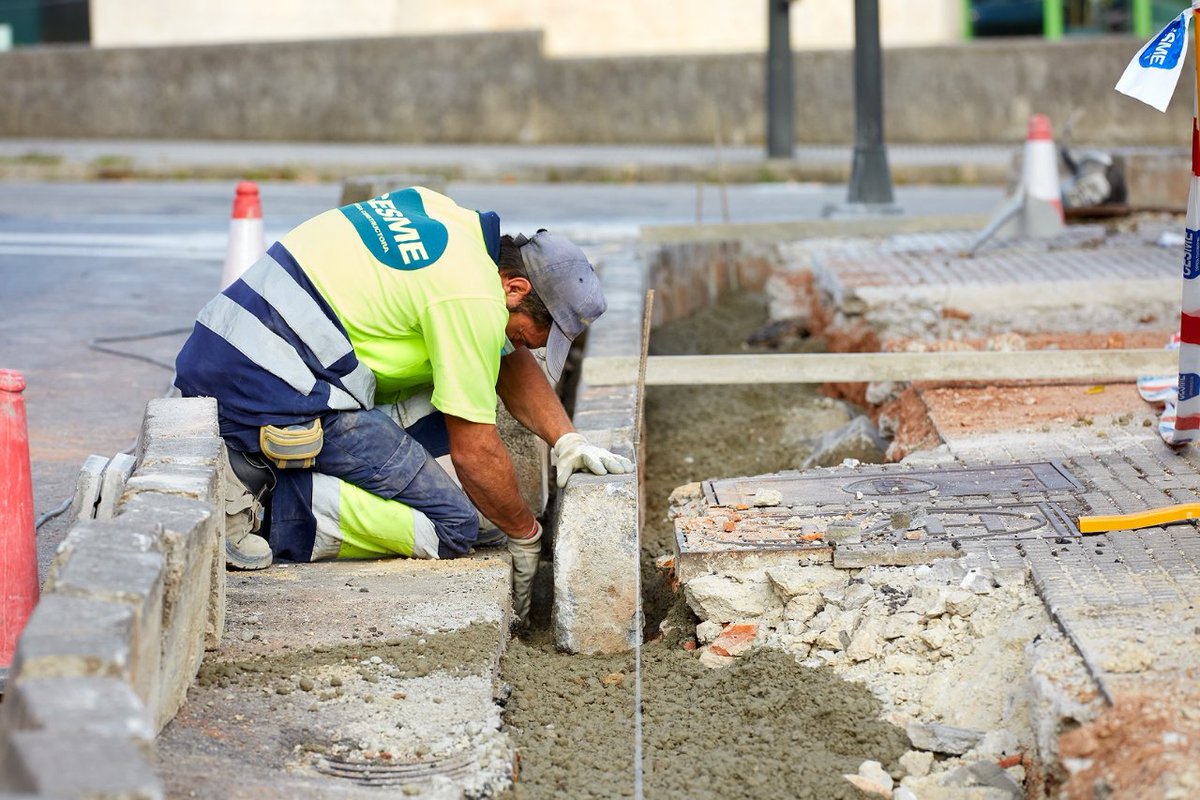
[[445, 413, 537, 538], [496, 347, 573, 446]]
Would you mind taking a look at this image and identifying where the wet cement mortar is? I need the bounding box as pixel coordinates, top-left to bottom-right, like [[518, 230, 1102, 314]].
[[163, 619, 512, 798], [499, 292, 910, 799]]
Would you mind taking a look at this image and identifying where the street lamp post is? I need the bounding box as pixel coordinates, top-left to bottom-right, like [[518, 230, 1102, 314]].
[[766, 0, 794, 159], [843, 0, 899, 212]]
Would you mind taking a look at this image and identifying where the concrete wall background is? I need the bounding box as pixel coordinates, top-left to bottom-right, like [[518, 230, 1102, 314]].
[[0, 33, 1189, 146], [89, 0, 963, 56]]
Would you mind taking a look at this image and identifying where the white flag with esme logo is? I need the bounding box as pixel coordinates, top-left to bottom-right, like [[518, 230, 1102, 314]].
[[1115, 8, 1192, 112]]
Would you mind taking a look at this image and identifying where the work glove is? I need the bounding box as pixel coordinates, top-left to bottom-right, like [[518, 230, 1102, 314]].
[[551, 432, 634, 488], [508, 521, 543, 626]]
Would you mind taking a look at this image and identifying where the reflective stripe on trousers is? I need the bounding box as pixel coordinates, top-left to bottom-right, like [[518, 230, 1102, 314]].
[[266, 402, 478, 560]]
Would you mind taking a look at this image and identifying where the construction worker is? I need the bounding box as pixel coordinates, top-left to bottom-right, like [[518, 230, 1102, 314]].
[[174, 186, 632, 623]]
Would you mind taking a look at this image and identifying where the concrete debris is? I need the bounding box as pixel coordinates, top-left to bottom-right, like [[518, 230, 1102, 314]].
[[680, 537, 1052, 797], [683, 572, 779, 624], [695, 620, 723, 644], [960, 568, 996, 595], [800, 416, 889, 469], [857, 760, 894, 792], [750, 488, 783, 507], [766, 564, 847, 602], [847, 616, 885, 662], [784, 594, 822, 627], [897, 444, 956, 468], [814, 609, 860, 652], [899, 749, 934, 778], [843, 773, 891, 797], [825, 520, 864, 543], [906, 722, 987, 755], [893, 787, 918, 800], [883, 612, 921, 641], [944, 761, 1023, 797]]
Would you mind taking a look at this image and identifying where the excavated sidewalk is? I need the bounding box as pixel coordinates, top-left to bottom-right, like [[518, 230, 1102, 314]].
[[651, 215, 1200, 797]]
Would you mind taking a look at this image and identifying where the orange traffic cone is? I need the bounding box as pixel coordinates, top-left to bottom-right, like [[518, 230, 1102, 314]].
[[969, 113, 1065, 253], [0, 369, 38, 680], [219, 181, 266, 289]]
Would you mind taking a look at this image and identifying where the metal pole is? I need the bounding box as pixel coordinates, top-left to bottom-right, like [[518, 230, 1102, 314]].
[[766, 0, 794, 159], [1043, 0, 1064, 40], [1131, 0, 1152, 37], [963, 0, 975, 40], [846, 0, 895, 206]]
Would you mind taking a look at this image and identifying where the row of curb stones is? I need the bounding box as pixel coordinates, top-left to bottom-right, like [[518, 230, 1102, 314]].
[[552, 245, 643, 655], [0, 397, 226, 800]]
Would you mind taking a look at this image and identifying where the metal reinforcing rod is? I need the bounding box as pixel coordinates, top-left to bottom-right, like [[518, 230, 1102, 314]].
[[632, 289, 654, 800]]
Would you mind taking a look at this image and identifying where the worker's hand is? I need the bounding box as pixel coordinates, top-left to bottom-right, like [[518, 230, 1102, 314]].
[[508, 521, 543, 626], [551, 432, 634, 488]]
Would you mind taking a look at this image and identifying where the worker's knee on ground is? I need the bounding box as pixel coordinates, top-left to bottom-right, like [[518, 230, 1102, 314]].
[[316, 408, 428, 495], [427, 497, 481, 558]]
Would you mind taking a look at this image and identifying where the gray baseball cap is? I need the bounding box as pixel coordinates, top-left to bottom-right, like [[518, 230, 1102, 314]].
[[516, 230, 606, 382]]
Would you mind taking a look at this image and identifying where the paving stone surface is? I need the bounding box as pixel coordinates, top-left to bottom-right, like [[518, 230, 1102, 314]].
[[677, 223, 1200, 711], [944, 425, 1200, 703]]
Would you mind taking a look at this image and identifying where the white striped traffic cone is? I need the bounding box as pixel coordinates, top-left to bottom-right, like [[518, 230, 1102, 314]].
[[968, 113, 1064, 252], [1021, 114, 1064, 227], [219, 181, 266, 290]]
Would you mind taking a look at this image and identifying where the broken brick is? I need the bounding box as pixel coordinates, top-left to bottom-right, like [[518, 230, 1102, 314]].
[[709, 623, 758, 657]]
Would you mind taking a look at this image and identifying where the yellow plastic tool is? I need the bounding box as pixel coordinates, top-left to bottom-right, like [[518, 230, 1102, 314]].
[[1077, 503, 1200, 534]]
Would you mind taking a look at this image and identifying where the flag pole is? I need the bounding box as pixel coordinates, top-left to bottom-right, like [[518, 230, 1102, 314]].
[[1174, 1, 1200, 442]]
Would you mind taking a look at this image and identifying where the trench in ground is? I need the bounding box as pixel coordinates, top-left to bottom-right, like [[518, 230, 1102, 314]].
[[502, 289, 1080, 799], [499, 292, 912, 800]]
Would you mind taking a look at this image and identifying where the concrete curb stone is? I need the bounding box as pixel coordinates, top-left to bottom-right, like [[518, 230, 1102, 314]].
[[0, 397, 224, 798], [1, 730, 163, 800], [552, 246, 643, 654]]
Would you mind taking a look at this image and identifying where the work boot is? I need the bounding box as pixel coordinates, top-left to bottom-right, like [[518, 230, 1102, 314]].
[[224, 452, 272, 571], [474, 522, 507, 549]]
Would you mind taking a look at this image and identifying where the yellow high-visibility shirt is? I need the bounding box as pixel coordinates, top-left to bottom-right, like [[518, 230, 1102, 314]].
[[282, 187, 507, 424]]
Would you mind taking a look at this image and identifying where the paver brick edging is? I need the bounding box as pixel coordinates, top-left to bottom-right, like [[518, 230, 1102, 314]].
[[0, 397, 226, 799]]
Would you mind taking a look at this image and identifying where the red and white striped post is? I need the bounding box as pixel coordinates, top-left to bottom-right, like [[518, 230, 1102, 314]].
[[1170, 5, 1200, 443]]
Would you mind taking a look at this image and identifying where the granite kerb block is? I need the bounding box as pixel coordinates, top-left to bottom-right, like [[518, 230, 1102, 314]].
[[0, 729, 162, 799], [10, 594, 136, 685], [40, 520, 165, 711], [115, 491, 219, 729], [553, 472, 640, 655], [1, 676, 154, 747]]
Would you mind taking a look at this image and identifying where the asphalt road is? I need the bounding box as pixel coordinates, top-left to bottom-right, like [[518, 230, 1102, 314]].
[[0, 178, 1005, 577]]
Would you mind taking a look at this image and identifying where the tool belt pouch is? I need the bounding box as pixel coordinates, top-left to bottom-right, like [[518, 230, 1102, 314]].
[[259, 420, 323, 469]]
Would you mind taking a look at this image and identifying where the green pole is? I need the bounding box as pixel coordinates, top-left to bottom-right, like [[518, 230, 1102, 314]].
[[1131, 0, 1152, 36], [1044, 0, 1063, 39], [963, 0, 974, 40]]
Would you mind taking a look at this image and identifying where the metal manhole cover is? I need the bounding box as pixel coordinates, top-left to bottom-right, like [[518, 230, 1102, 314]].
[[704, 462, 1082, 507], [845, 476, 937, 496], [315, 751, 474, 787]]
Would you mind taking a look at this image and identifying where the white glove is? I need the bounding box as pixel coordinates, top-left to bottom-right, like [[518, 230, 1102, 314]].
[[508, 521, 543, 626], [551, 432, 634, 488]]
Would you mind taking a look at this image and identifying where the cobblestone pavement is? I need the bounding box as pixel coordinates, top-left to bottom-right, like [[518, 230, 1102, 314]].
[[945, 425, 1200, 705], [806, 221, 1200, 708], [677, 220, 1200, 714]]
